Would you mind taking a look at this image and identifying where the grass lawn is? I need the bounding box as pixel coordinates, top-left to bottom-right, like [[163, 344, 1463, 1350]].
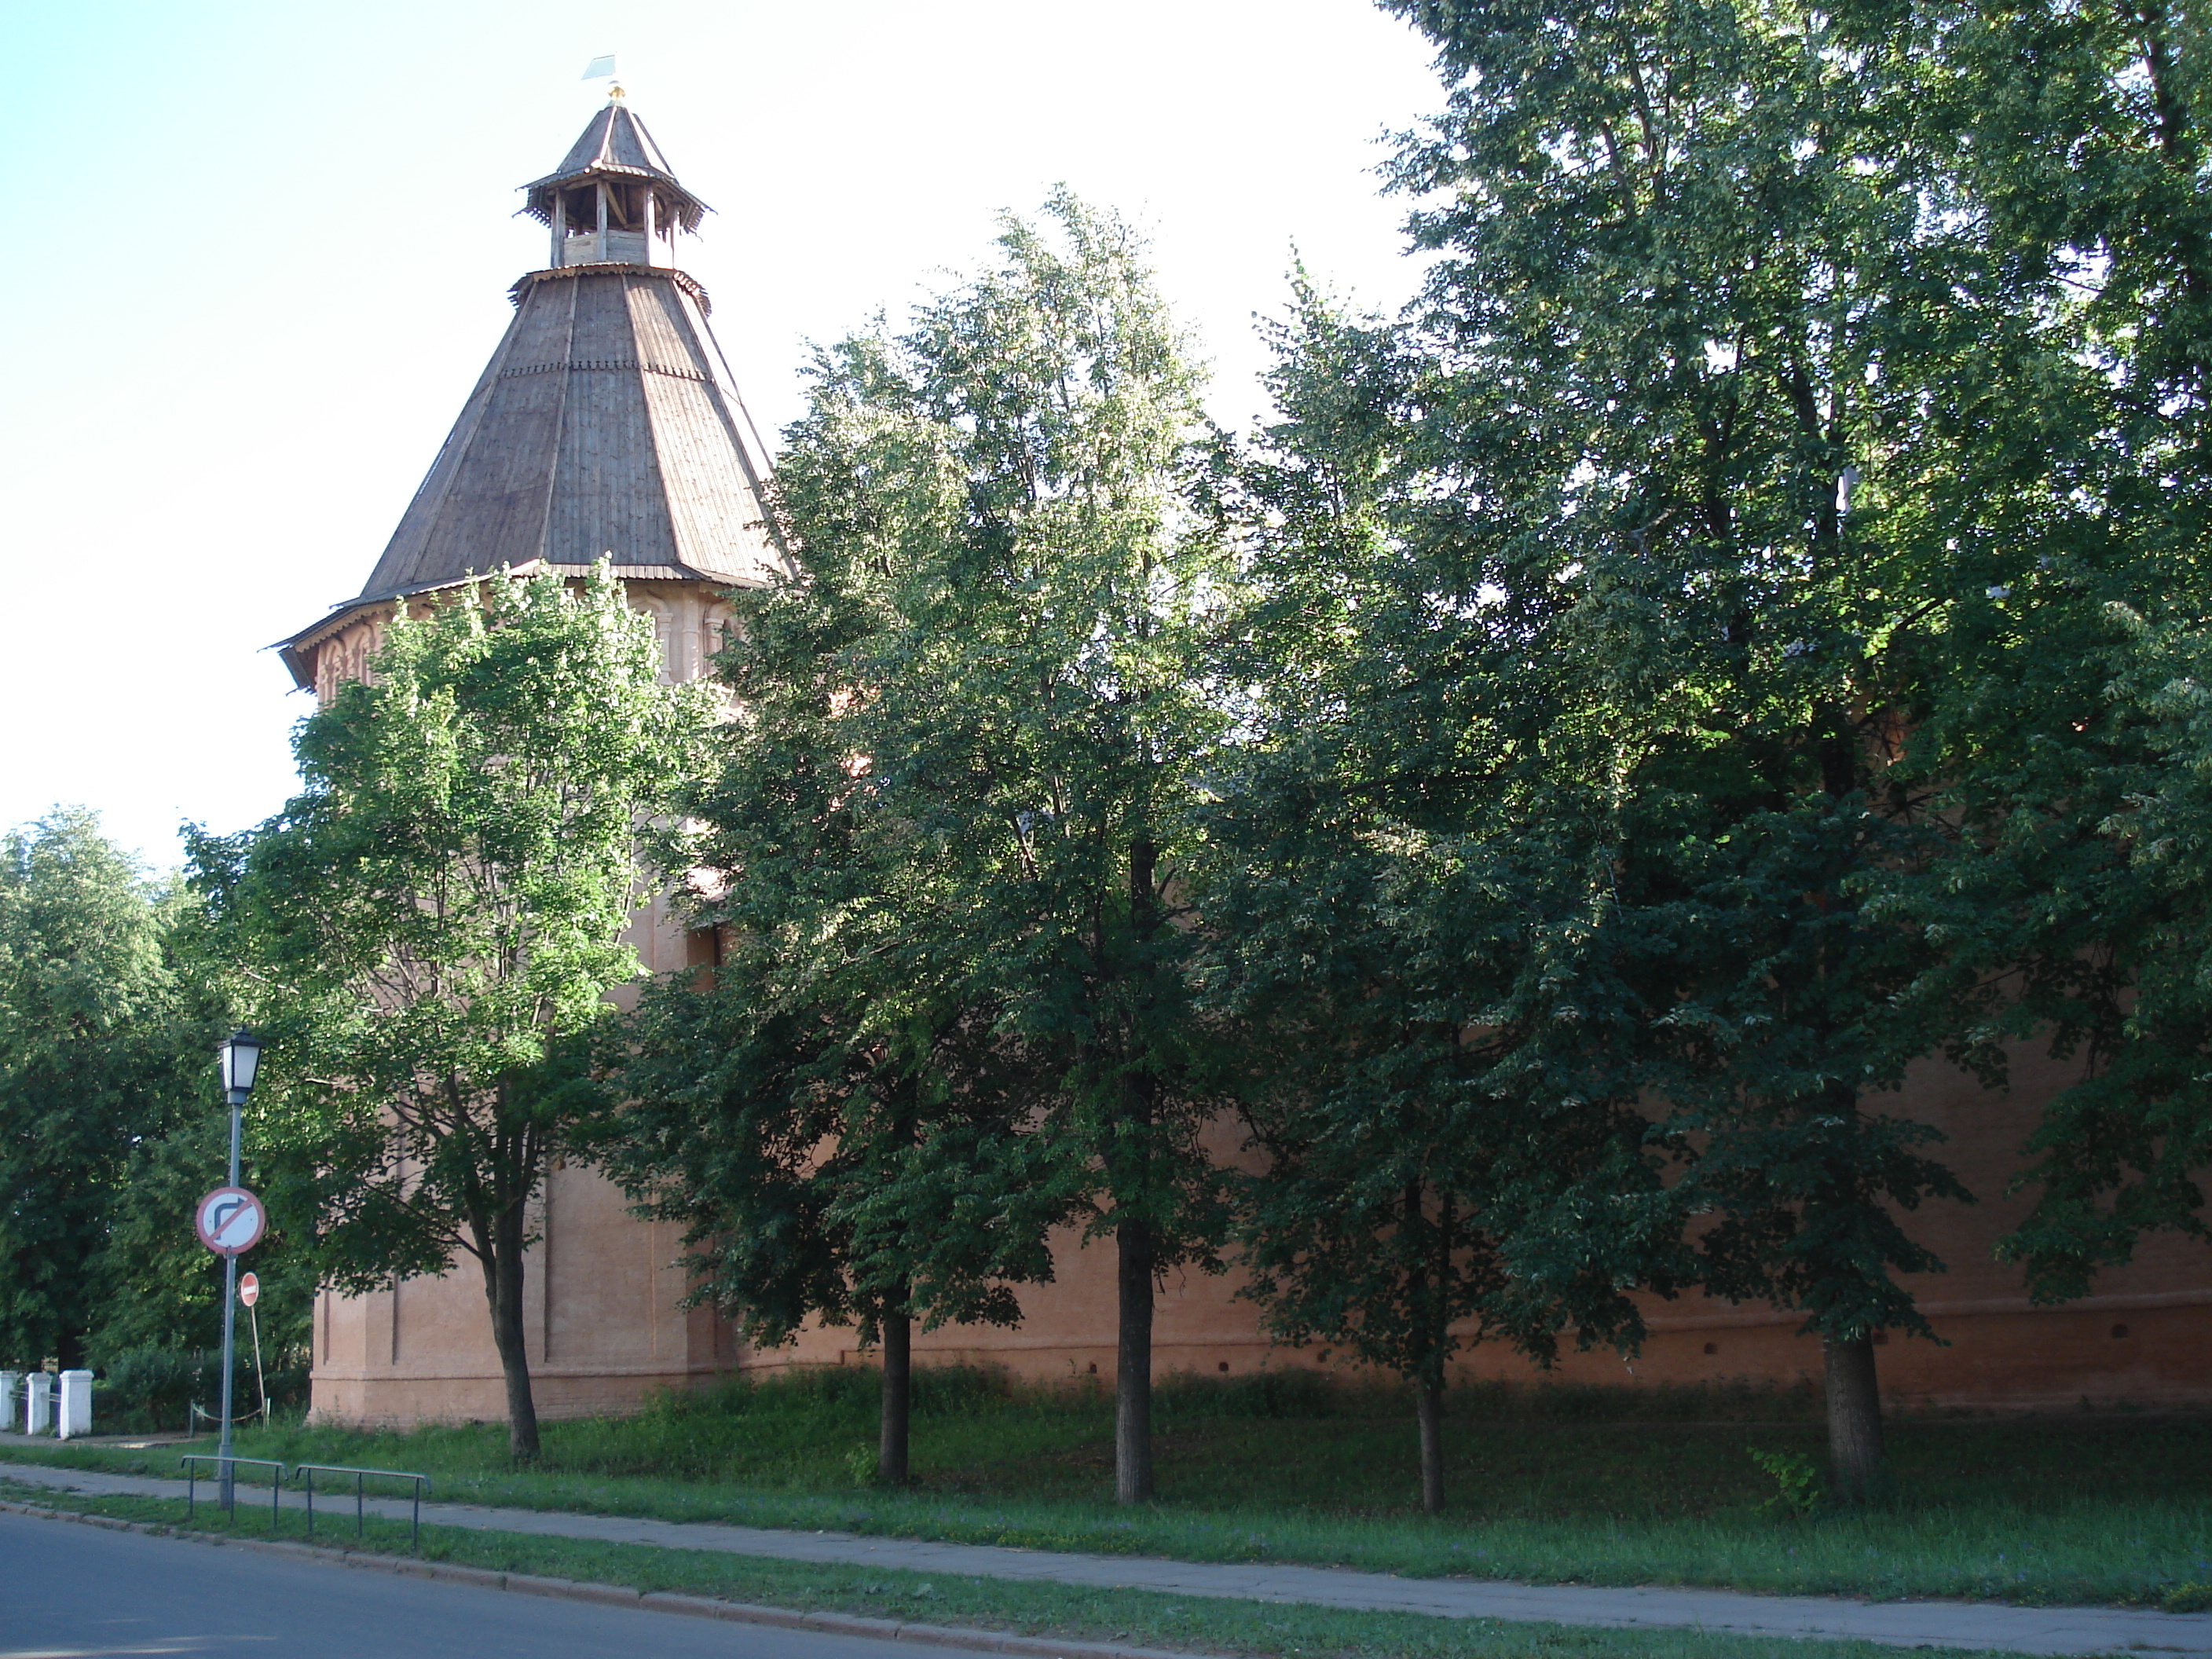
[[10, 1370, 2211, 1610], [0, 1474, 2045, 1659]]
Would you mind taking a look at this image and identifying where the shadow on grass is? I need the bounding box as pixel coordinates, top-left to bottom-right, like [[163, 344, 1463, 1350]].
[[0, 1476, 2056, 1659], [7, 1371, 2210, 1608]]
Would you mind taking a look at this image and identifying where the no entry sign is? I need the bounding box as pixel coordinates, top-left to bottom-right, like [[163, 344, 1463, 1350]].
[[238, 1272, 260, 1308], [195, 1186, 266, 1256]]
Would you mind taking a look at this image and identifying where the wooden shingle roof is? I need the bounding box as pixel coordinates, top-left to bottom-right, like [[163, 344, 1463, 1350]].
[[351, 262, 785, 603], [276, 104, 787, 689]]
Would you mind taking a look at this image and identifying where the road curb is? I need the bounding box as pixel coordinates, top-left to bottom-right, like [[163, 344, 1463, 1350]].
[[0, 1496, 1217, 1659]]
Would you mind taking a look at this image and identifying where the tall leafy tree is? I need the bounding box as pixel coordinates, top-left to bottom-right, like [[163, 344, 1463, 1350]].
[[0, 810, 217, 1369], [192, 569, 708, 1459], [86, 896, 317, 1367], [1873, 0, 2212, 1302], [1197, 284, 1694, 1513], [1353, 0, 2095, 1496], [648, 195, 1232, 1503], [605, 350, 1064, 1481]]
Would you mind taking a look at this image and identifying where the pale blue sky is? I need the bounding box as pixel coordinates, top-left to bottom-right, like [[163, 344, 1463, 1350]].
[[0, 0, 1442, 868]]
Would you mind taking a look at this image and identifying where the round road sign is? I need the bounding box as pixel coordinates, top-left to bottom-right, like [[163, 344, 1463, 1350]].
[[195, 1186, 266, 1256], [239, 1272, 260, 1308]]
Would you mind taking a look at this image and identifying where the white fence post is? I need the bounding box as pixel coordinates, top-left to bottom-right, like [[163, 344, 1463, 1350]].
[[24, 1372, 51, 1435], [0, 1372, 16, 1430], [57, 1370, 92, 1440]]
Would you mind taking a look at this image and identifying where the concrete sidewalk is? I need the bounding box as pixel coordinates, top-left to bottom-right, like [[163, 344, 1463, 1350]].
[[0, 1449, 2203, 1657]]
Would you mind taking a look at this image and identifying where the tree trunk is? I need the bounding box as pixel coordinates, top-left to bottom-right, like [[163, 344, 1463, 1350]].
[[1415, 1375, 1445, 1514], [482, 1201, 541, 1462], [1117, 831, 1163, 1507], [1115, 1215, 1155, 1505], [1823, 1331, 1883, 1502], [878, 1308, 911, 1486], [1404, 1180, 1450, 1514]]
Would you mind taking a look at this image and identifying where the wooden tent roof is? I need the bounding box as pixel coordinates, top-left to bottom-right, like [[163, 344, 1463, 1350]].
[[522, 104, 708, 232], [276, 105, 784, 687], [350, 261, 783, 601]]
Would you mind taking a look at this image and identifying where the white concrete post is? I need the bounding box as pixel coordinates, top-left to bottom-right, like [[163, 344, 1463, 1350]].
[[57, 1370, 92, 1440], [24, 1372, 51, 1435], [0, 1372, 16, 1429]]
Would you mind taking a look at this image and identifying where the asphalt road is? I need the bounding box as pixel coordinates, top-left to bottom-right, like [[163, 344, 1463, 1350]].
[[0, 1511, 998, 1659]]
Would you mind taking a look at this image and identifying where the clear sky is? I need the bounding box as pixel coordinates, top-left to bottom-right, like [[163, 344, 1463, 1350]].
[[0, 0, 1445, 869]]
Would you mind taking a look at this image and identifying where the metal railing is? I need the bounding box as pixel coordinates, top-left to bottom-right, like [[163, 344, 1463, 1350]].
[[179, 1455, 286, 1530], [292, 1463, 430, 1548]]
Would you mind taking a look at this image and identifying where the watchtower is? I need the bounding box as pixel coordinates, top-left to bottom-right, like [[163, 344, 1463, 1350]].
[[283, 96, 777, 1423]]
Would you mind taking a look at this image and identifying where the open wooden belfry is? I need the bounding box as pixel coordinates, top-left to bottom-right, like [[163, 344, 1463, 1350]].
[[287, 101, 2212, 1428]]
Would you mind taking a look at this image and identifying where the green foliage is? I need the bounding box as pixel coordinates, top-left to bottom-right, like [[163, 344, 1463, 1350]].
[[1747, 1446, 1826, 1518], [1199, 0, 2180, 1511], [1184, 0, 2101, 1506], [1307, 0, 2212, 1492], [0, 809, 247, 1368], [610, 925, 1057, 1353], [1950, 612, 2212, 1298], [96, 1346, 221, 1430], [759, 190, 1236, 1286], [844, 1442, 880, 1489], [193, 567, 710, 1455], [90, 1346, 308, 1433], [1758, 0, 2212, 1295], [1196, 285, 1702, 1511], [1365, 0, 2028, 1363], [613, 195, 1233, 1498]]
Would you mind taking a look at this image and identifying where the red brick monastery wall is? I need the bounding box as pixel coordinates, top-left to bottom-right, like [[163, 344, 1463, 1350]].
[[312, 985, 2212, 1424]]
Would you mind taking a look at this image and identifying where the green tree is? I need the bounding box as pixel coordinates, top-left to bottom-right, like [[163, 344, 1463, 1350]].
[[1195, 284, 1693, 1512], [654, 195, 1232, 1503], [1353, 0, 2100, 1496], [1870, 0, 2212, 1303], [0, 810, 217, 1369], [606, 267, 1071, 1485], [89, 1016, 321, 1367], [609, 943, 1060, 1484], [192, 568, 708, 1459], [1207, 809, 1693, 1512]]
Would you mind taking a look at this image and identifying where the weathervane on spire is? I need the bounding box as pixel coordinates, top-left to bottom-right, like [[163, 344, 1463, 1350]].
[[582, 53, 624, 103]]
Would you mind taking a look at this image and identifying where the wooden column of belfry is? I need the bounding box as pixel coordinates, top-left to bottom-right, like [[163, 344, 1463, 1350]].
[[280, 99, 2212, 1428]]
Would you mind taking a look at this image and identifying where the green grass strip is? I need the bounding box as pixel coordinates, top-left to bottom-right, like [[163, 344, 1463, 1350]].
[[7, 1431, 2207, 1611], [0, 1476, 2038, 1659]]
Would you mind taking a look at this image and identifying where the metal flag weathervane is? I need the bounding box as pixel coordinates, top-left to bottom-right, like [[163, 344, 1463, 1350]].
[[582, 53, 624, 101]]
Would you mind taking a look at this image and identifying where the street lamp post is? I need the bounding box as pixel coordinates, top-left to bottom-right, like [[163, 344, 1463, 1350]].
[[214, 1029, 262, 1511]]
